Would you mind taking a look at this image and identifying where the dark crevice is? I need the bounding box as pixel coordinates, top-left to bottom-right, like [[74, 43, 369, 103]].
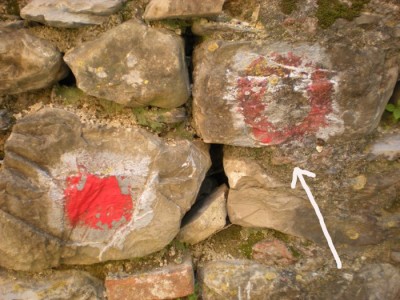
[[59, 62, 76, 86], [181, 144, 229, 226], [207, 144, 229, 186], [183, 27, 197, 85]]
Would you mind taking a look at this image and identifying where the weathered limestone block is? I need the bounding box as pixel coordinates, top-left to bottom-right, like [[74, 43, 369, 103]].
[[143, 0, 225, 21], [342, 264, 400, 300], [0, 209, 61, 272], [193, 40, 398, 146], [224, 128, 400, 248], [0, 108, 210, 270], [369, 132, 400, 160], [105, 257, 194, 300], [224, 153, 324, 244], [0, 28, 68, 95], [20, 0, 125, 28], [177, 184, 228, 244], [198, 260, 281, 299], [0, 269, 105, 300], [64, 20, 190, 108]]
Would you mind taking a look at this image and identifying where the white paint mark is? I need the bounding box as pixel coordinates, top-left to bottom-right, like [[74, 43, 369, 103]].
[[126, 52, 138, 67], [98, 172, 158, 260], [122, 70, 143, 86], [291, 167, 342, 269], [88, 66, 108, 78], [245, 281, 252, 299]]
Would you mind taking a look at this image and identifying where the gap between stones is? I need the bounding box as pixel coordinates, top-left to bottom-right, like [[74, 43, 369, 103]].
[[182, 28, 229, 223]]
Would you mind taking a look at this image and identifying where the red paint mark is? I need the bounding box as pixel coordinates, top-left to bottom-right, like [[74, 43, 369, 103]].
[[64, 172, 133, 230], [271, 51, 302, 67], [236, 53, 333, 144]]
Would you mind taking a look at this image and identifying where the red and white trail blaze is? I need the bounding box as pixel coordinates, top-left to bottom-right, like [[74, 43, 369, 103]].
[[233, 52, 335, 145]]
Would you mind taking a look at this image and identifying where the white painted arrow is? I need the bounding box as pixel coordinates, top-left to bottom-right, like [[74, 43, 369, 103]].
[[291, 167, 342, 269]]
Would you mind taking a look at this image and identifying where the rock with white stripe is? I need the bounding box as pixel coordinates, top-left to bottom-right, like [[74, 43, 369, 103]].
[[0, 108, 210, 270]]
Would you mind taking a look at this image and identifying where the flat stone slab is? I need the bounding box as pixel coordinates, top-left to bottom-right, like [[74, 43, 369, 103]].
[[193, 40, 398, 146], [21, 0, 125, 28], [0, 28, 67, 95], [0, 108, 210, 270], [64, 20, 190, 108], [143, 0, 225, 21]]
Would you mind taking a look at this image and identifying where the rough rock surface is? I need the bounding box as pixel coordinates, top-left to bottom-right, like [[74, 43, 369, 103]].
[[105, 257, 194, 300], [0, 28, 67, 95], [224, 128, 400, 250], [193, 40, 398, 146], [252, 238, 296, 266], [224, 152, 324, 244], [177, 184, 228, 245], [0, 108, 210, 270], [198, 260, 282, 299], [0, 269, 105, 300], [342, 264, 400, 300], [143, 0, 225, 21], [20, 0, 125, 28], [64, 19, 190, 108]]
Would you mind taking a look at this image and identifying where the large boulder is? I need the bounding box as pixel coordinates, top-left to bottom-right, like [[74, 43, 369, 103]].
[[0, 28, 68, 95], [0, 108, 210, 270], [143, 0, 225, 21], [192, 40, 398, 146], [20, 0, 125, 28], [224, 127, 400, 249], [0, 269, 105, 300], [64, 20, 190, 108]]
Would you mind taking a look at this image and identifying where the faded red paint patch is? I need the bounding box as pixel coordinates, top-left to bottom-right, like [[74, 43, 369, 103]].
[[236, 53, 333, 144], [65, 173, 133, 230]]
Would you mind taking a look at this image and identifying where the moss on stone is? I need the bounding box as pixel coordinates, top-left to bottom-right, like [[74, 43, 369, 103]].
[[5, 0, 19, 15], [316, 0, 370, 28], [239, 229, 267, 259], [132, 107, 168, 133], [280, 0, 298, 15]]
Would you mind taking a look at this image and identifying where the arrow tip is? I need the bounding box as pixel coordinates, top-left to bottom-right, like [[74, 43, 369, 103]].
[[291, 167, 300, 189], [291, 167, 316, 189]]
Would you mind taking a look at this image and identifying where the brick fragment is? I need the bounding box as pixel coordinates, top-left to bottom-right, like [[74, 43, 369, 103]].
[[105, 258, 194, 300]]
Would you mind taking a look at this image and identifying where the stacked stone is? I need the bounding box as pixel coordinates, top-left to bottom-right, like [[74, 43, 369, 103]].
[[1, 0, 400, 299]]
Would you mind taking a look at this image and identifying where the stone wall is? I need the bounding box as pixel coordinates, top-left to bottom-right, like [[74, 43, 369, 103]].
[[1, 0, 400, 299]]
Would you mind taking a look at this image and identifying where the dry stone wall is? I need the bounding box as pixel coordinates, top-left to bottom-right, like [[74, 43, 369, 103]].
[[0, 0, 400, 299]]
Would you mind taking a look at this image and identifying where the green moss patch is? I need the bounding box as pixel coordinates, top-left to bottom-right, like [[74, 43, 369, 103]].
[[316, 0, 370, 28], [280, 0, 298, 15]]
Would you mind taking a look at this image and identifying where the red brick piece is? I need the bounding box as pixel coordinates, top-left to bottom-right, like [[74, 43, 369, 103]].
[[105, 258, 194, 300]]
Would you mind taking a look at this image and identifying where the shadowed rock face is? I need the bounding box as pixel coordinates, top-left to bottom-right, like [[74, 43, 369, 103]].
[[20, 0, 125, 28], [192, 41, 398, 147], [0, 28, 68, 95], [0, 108, 211, 271], [143, 0, 226, 21], [64, 20, 190, 109]]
